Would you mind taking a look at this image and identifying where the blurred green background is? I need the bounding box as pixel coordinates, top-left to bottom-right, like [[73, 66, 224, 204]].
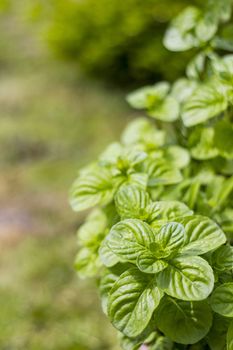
[[0, 1, 199, 349]]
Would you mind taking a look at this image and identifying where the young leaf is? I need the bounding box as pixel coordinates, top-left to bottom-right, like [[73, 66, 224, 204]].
[[182, 83, 228, 127], [149, 201, 193, 224], [176, 215, 226, 256], [164, 146, 190, 169], [99, 241, 119, 267], [115, 185, 151, 220], [145, 158, 182, 187], [105, 219, 155, 263], [137, 251, 168, 274], [155, 297, 213, 344], [212, 245, 233, 271], [108, 268, 163, 338], [156, 222, 185, 254], [163, 7, 201, 52], [121, 118, 165, 148], [74, 247, 102, 278], [126, 82, 170, 110], [210, 283, 233, 317], [157, 256, 214, 301], [70, 168, 114, 211], [148, 96, 179, 122], [191, 127, 219, 160]]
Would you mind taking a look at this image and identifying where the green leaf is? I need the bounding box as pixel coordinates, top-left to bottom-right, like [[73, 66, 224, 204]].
[[212, 245, 233, 271], [214, 120, 233, 159], [121, 118, 165, 148], [171, 78, 198, 101], [208, 176, 233, 209], [99, 241, 119, 267], [163, 7, 201, 52], [191, 127, 219, 160], [182, 83, 228, 127], [164, 146, 190, 169], [207, 314, 230, 350], [137, 252, 168, 274], [211, 283, 233, 317], [74, 247, 102, 278], [126, 82, 170, 110], [155, 297, 213, 344], [227, 320, 233, 350], [126, 172, 148, 191], [186, 52, 206, 80], [70, 168, 114, 211], [115, 185, 151, 220], [176, 215, 226, 256], [195, 13, 218, 42], [108, 268, 163, 337], [145, 158, 182, 187], [151, 336, 173, 350], [149, 201, 193, 224], [99, 271, 119, 314], [156, 222, 185, 255], [157, 256, 214, 301], [78, 208, 107, 246], [148, 96, 179, 122], [105, 219, 155, 263]]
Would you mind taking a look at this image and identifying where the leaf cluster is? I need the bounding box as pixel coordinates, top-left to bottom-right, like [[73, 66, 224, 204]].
[[70, 0, 233, 348]]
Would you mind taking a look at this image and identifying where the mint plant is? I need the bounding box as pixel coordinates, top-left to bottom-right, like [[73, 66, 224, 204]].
[[70, 0, 233, 348]]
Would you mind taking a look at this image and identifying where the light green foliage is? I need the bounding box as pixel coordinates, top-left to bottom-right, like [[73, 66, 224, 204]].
[[71, 0, 233, 348]]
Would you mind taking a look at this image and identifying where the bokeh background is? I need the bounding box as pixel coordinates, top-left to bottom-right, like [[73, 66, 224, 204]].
[[0, 1, 200, 349]]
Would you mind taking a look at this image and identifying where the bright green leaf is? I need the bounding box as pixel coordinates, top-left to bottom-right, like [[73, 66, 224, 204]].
[[155, 297, 213, 344], [157, 256, 214, 300], [212, 245, 233, 271], [182, 83, 228, 127], [70, 168, 114, 211], [211, 283, 233, 317], [105, 219, 155, 263], [108, 268, 163, 337], [177, 215, 226, 256], [115, 185, 151, 220]]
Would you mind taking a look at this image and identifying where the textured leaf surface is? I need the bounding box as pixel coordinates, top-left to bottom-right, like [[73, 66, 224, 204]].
[[105, 219, 155, 263], [177, 215, 226, 255], [99, 241, 119, 267], [212, 245, 233, 271], [70, 168, 114, 211], [145, 159, 182, 186], [156, 222, 185, 254], [211, 283, 233, 317], [157, 256, 214, 300], [115, 185, 151, 220], [149, 201, 193, 224], [155, 297, 212, 344], [108, 268, 163, 337], [137, 252, 168, 274], [182, 84, 228, 127]]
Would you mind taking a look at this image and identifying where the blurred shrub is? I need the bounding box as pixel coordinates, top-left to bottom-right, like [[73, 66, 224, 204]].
[[28, 0, 201, 86]]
